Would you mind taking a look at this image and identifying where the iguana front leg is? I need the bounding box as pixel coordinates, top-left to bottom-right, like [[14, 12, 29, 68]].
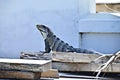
[[39, 39, 51, 55], [44, 39, 51, 53]]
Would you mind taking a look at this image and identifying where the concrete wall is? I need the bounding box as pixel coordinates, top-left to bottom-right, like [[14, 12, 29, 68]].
[[79, 13, 120, 54]]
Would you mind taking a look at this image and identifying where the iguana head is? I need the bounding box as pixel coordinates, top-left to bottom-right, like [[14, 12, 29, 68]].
[[36, 24, 53, 40]]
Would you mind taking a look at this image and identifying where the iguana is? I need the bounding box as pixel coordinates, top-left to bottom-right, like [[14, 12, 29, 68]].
[[36, 24, 99, 54]]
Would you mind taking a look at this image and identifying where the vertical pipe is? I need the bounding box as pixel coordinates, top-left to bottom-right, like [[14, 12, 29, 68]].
[[79, 32, 83, 48]]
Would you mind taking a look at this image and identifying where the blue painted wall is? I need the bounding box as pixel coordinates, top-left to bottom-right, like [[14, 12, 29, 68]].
[[0, 0, 81, 58], [0, 0, 120, 58]]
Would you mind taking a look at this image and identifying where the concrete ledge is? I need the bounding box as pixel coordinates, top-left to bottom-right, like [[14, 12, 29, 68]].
[[79, 13, 120, 33]]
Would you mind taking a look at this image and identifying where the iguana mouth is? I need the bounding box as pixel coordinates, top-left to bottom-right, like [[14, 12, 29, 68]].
[[36, 25, 46, 32], [36, 24, 47, 39]]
